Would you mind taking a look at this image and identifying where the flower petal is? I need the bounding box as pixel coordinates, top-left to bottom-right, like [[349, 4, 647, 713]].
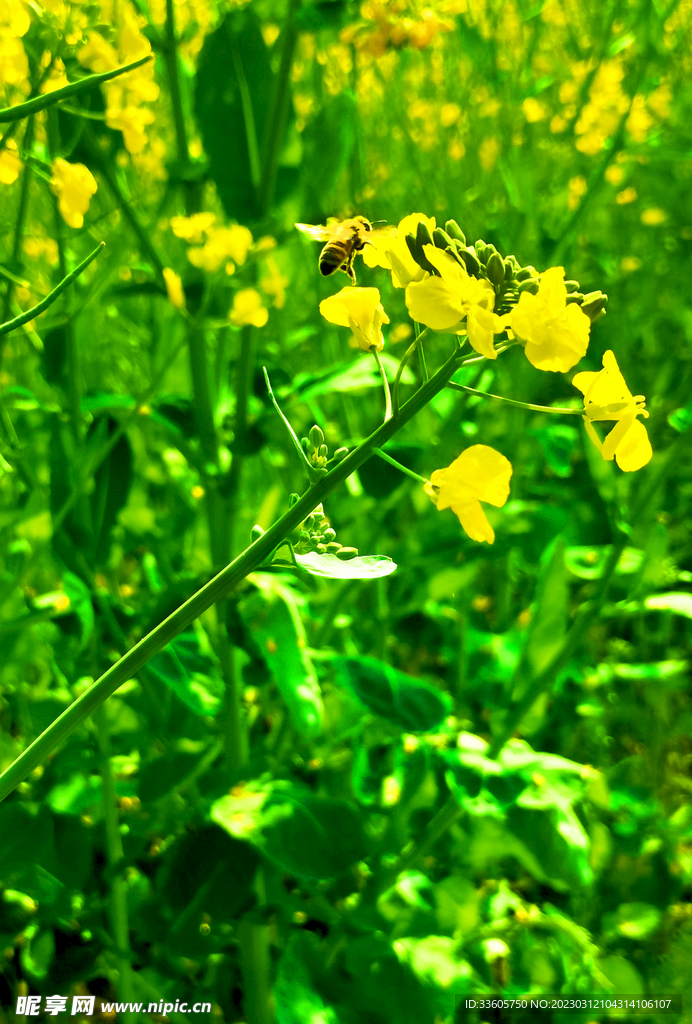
[[405, 277, 465, 330], [614, 418, 653, 472]]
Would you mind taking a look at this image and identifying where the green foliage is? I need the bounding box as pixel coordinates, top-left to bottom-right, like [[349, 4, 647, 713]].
[[1, 0, 692, 1021]]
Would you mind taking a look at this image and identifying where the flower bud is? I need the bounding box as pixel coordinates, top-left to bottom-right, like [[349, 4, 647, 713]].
[[503, 259, 516, 282], [323, 527, 336, 542], [325, 541, 342, 553], [565, 292, 584, 304], [251, 524, 265, 541], [515, 266, 537, 282], [518, 278, 539, 295], [580, 291, 608, 321], [565, 280, 581, 293], [445, 220, 466, 244], [486, 252, 505, 286], [474, 240, 488, 263], [309, 424, 325, 448], [432, 228, 453, 250], [336, 546, 359, 560], [459, 249, 481, 276], [315, 543, 327, 553], [416, 220, 434, 251], [332, 447, 349, 461]]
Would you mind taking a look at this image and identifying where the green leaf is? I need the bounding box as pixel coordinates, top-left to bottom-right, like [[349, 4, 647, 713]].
[[46, 773, 102, 815], [212, 781, 368, 880], [603, 902, 662, 940], [521, 537, 568, 682], [644, 592, 692, 618], [0, 804, 56, 879], [295, 552, 397, 579], [334, 656, 452, 732], [275, 934, 340, 1024], [595, 955, 644, 995], [565, 545, 644, 579], [528, 423, 579, 477], [19, 929, 55, 982], [301, 91, 358, 211], [393, 935, 474, 995], [62, 571, 95, 650], [292, 355, 414, 402], [195, 10, 274, 220], [148, 631, 223, 715], [90, 417, 133, 562], [238, 575, 323, 737]]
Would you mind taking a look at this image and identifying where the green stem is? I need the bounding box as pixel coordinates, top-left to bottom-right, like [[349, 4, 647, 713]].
[[0, 345, 465, 803], [0, 242, 104, 338], [263, 366, 315, 478], [1, 117, 35, 339], [84, 129, 165, 279], [163, 0, 189, 167], [231, 49, 261, 191], [239, 869, 272, 1024], [0, 56, 153, 123], [393, 327, 430, 415], [259, 0, 300, 215], [446, 382, 582, 415], [373, 448, 426, 484], [94, 706, 135, 1021], [372, 347, 392, 421]]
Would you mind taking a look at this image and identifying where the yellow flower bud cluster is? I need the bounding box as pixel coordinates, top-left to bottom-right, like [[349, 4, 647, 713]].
[[293, 498, 357, 560], [340, 1, 455, 56]]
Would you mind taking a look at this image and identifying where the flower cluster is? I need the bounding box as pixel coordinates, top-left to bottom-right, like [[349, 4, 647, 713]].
[[340, 1, 456, 56], [0, 0, 30, 97], [50, 158, 98, 229], [78, 5, 159, 155], [170, 214, 253, 275], [315, 209, 652, 543]]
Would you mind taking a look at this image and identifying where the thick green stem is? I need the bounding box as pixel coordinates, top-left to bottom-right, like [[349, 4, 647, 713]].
[[1, 117, 35, 343], [94, 706, 135, 1021], [163, 0, 189, 167], [372, 347, 392, 421], [259, 0, 301, 215], [239, 869, 273, 1024], [0, 345, 465, 803]]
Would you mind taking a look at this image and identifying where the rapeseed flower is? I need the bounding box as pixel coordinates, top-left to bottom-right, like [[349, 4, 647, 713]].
[[362, 213, 436, 289], [230, 289, 268, 328], [405, 246, 505, 360], [163, 268, 185, 310], [187, 225, 253, 274], [572, 350, 652, 472], [509, 267, 590, 372], [320, 287, 389, 352], [0, 139, 22, 185], [424, 445, 513, 544], [50, 158, 98, 229]]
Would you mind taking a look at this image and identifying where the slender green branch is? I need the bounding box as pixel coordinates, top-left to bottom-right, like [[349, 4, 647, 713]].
[[263, 366, 315, 478], [0, 345, 466, 803], [0, 242, 104, 337], [231, 49, 261, 190], [392, 327, 430, 415], [446, 382, 582, 415], [93, 706, 135, 1020], [0, 56, 153, 123], [163, 0, 190, 167], [373, 447, 426, 484], [1, 117, 35, 336], [259, 0, 301, 214], [372, 347, 392, 421]]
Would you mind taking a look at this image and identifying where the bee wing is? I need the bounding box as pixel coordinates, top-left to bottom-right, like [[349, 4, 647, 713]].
[[295, 223, 333, 242]]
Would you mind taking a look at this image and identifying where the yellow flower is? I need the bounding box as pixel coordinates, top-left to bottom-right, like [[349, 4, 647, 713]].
[[50, 158, 98, 229], [187, 225, 253, 274], [424, 445, 513, 544], [163, 268, 185, 309], [361, 212, 436, 289], [170, 212, 216, 243], [405, 246, 504, 360], [230, 289, 268, 328], [319, 286, 389, 352], [509, 267, 590, 372], [0, 139, 22, 185], [0, 35, 29, 89], [77, 32, 118, 73], [105, 105, 155, 154], [572, 350, 652, 472]]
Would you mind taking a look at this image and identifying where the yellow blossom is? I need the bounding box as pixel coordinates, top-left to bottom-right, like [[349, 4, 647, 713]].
[[187, 225, 253, 273], [163, 268, 185, 309], [170, 212, 217, 243], [479, 135, 500, 172], [605, 165, 625, 185], [362, 212, 436, 289], [424, 445, 513, 544], [509, 267, 590, 373], [40, 59, 70, 94], [105, 105, 155, 154], [230, 289, 268, 328], [77, 32, 118, 73], [405, 246, 505, 360], [641, 208, 666, 226], [259, 255, 288, 309], [568, 175, 587, 211], [616, 187, 637, 205], [0, 139, 22, 185], [319, 286, 389, 352], [0, 0, 30, 38], [0, 35, 29, 89], [522, 97, 547, 122], [572, 350, 652, 472], [50, 158, 98, 229]]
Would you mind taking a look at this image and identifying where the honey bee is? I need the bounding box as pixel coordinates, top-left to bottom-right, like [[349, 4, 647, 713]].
[[295, 216, 391, 285]]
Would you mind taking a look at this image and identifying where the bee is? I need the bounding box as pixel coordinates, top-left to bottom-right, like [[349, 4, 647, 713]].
[[295, 216, 390, 286]]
